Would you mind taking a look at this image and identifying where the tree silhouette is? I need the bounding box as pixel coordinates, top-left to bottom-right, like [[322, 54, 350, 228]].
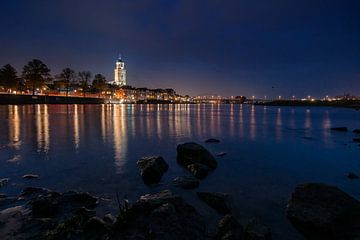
[[0, 64, 19, 92], [78, 71, 92, 97], [56, 68, 76, 96], [22, 59, 51, 95], [92, 73, 107, 93]]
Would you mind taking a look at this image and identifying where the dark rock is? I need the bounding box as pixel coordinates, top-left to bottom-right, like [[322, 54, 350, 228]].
[[103, 213, 116, 224], [244, 219, 271, 240], [173, 176, 199, 189], [353, 138, 360, 143], [32, 197, 59, 218], [187, 163, 210, 179], [137, 156, 169, 185], [60, 191, 98, 210], [215, 214, 244, 240], [116, 190, 206, 240], [353, 129, 360, 134], [22, 174, 39, 179], [20, 187, 53, 199], [197, 192, 231, 215], [177, 142, 218, 169], [217, 152, 227, 157], [83, 216, 109, 234], [0, 178, 9, 188], [347, 172, 359, 179], [286, 183, 360, 239], [330, 127, 348, 132], [205, 138, 221, 143]]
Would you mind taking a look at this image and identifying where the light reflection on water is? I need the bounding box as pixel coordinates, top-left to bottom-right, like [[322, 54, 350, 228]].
[[1, 104, 360, 240]]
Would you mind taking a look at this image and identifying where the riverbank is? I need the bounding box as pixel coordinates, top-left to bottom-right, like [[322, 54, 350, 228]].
[[256, 99, 360, 109], [0, 94, 107, 104]]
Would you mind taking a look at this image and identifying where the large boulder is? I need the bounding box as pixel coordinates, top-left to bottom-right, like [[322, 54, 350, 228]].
[[197, 192, 232, 215], [286, 183, 360, 239], [114, 190, 207, 240], [177, 142, 217, 170], [137, 156, 169, 185], [187, 163, 210, 179], [215, 214, 244, 240]]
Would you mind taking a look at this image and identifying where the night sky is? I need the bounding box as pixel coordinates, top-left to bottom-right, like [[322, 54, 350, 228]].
[[0, 0, 359, 98]]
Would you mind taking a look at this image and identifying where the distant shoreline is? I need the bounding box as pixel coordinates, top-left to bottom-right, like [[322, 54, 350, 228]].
[[255, 100, 360, 109]]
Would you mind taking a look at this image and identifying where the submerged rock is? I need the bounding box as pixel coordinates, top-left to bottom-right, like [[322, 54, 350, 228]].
[[217, 152, 227, 157], [197, 192, 231, 215], [187, 163, 210, 179], [22, 174, 39, 179], [286, 183, 360, 239], [353, 138, 360, 143], [177, 142, 217, 170], [115, 190, 207, 240], [137, 156, 169, 185], [205, 138, 221, 143], [353, 129, 360, 134], [0, 178, 9, 188], [347, 172, 359, 180], [330, 127, 348, 132], [173, 176, 199, 189], [215, 214, 244, 240]]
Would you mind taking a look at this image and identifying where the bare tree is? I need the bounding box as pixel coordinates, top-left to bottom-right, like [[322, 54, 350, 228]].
[[56, 68, 76, 96], [78, 71, 92, 97]]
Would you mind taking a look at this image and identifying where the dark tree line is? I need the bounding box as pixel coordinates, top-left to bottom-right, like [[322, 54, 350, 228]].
[[0, 59, 109, 96]]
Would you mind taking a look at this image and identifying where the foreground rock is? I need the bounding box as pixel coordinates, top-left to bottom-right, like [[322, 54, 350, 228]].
[[197, 192, 231, 215], [205, 138, 221, 143], [137, 156, 169, 185], [114, 190, 207, 240], [187, 163, 210, 179], [173, 176, 199, 189], [0, 188, 100, 239], [177, 142, 217, 170], [330, 127, 348, 132], [286, 183, 360, 239], [215, 214, 244, 240]]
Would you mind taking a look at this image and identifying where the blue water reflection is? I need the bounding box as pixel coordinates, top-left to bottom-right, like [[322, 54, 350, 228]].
[[0, 104, 360, 239]]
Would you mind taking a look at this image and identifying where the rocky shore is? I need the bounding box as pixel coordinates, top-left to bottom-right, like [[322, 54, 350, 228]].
[[1, 139, 360, 239]]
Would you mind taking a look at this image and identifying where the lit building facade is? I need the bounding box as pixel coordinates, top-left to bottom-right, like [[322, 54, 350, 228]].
[[114, 56, 127, 86]]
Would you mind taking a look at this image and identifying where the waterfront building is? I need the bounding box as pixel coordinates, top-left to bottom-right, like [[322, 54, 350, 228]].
[[114, 56, 127, 86]]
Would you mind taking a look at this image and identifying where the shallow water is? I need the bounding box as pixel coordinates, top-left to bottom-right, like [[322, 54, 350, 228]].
[[1, 104, 360, 239]]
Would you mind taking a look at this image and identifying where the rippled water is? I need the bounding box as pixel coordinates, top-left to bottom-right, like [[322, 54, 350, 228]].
[[1, 104, 360, 239]]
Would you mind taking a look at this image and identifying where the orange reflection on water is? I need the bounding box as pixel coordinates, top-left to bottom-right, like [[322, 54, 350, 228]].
[[113, 105, 127, 173], [250, 105, 256, 140], [36, 105, 50, 152]]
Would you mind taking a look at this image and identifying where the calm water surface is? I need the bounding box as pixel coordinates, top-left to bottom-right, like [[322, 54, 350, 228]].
[[1, 104, 360, 239]]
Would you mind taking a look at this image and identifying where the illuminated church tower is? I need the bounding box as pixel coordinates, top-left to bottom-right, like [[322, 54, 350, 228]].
[[114, 55, 127, 86]]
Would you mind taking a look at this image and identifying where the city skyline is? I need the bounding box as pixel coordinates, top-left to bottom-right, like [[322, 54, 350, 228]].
[[0, 0, 359, 98]]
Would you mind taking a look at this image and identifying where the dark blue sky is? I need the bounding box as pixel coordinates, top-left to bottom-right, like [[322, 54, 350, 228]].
[[0, 0, 359, 98]]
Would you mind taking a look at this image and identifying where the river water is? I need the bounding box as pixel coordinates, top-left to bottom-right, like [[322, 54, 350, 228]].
[[1, 104, 360, 239]]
